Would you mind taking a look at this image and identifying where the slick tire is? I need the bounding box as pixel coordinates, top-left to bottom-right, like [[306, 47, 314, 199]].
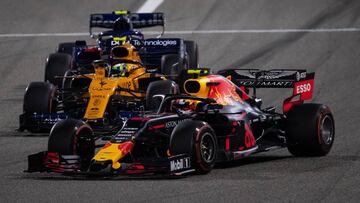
[[48, 119, 94, 170], [146, 80, 179, 112], [285, 103, 335, 156], [160, 54, 186, 81], [45, 53, 72, 87], [184, 40, 198, 69], [56, 42, 76, 55], [23, 82, 57, 114], [170, 120, 217, 174]]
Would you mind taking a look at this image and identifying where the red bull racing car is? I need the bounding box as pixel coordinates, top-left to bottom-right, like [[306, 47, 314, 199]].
[[26, 69, 335, 176]]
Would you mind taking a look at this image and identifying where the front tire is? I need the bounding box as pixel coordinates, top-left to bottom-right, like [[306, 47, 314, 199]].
[[170, 120, 217, 174], [23, 82, 57, 114], [285, 103, 335, 156], [48, 119, 95, 170]]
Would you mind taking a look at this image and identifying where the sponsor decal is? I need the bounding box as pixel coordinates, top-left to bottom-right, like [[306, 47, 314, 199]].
[[165, 119, 189, 129], [130, 13, 164, 26], [114, 127, 138, 142], [93, 99, 101, 106], [296, 72, 301, 81], [259, 71, 282, 80], [165, 121, 177, 128], [119, 81, 132, 89], [92, 87, 111, 91], [295, 83, 311, 94], [132, 39, 177, 47], [92, 95, 106, 98], [99, 80, 107, 88], [300, 72, 307, 79], [234, 70, 308, 82], [144, 39, 177, 46], [237, 80, 294, 87], [111, 40, 121, 46], [131, 39, 142, 46], [170, 157, 191, 172], [293, 79, 314, 100], [91, 13, 164, 27]]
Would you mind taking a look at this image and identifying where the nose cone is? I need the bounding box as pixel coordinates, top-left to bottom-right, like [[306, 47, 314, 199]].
[[92, 141, 134, 170]]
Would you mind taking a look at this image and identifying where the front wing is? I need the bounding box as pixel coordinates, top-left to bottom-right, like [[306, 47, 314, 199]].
[[25, 152, 194, 176]]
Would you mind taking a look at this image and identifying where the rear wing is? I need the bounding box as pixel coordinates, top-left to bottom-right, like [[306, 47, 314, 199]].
[[89, 11, 165, 36], [218, 69, 315, 106]]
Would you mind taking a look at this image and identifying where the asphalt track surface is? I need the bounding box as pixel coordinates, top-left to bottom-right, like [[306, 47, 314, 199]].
[[0, 0, 360, 202]]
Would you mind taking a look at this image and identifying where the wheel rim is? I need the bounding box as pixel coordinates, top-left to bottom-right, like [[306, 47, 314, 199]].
[[200, 132, 215, 163], [320, 115, 334, 145]]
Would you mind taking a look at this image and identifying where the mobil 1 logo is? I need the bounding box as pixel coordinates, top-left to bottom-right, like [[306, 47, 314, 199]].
[[170, 156, 191, 172]]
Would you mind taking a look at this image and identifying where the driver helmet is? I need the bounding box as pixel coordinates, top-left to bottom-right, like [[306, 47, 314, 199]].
[[111, 63, 128, 77]]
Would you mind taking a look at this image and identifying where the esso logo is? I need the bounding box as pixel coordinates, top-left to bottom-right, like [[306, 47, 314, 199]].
[[296, 83, 311, 94]]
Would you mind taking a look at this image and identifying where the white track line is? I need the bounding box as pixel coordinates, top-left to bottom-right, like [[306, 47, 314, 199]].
[[137, 0, 164, 13], [1, 28, 360, 38], [0, 33, 87, 37], [160, 27, 360, 34]]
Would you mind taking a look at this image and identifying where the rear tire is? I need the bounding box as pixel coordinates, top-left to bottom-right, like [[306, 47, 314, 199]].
[[56, 42, 75, 55], [48, 119, 94, 170], [23, 82, 57, 114], [285, 103, 335, 156], [160, 54, 185, 80], [146, 80, 179, 111], [184, 40, 198, 69], [45, 53, 72, 87], [170, 120, 217, 174]]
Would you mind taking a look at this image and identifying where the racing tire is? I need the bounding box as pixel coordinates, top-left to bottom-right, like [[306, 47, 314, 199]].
[[285, 103, 335, 156], [146, 80, 179, 112], [45, 53, 72, 87], [56, 42, 75, 55], [48, 119, 95, 170], [170, 120, 218, 174], [184, 40, 199, 69], [160, 54, 186, 81], [23, 82, 57, 114]]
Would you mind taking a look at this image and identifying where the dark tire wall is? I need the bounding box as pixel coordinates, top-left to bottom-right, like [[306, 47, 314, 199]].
[[48, 119, 95, 169], [285, 103, 335, 156], [56, 42, 76, 55], [45, 53, 72, 87], [184, 40, 199, 69], [23, 82, 56, 114], [170, 120, 218, 174]]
